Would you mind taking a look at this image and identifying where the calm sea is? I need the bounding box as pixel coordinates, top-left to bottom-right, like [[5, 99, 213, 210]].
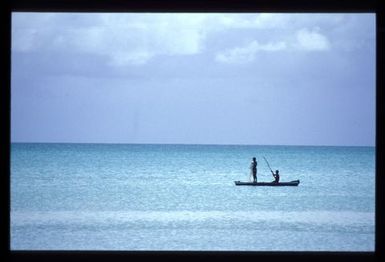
[[10, 143, 375, 251]]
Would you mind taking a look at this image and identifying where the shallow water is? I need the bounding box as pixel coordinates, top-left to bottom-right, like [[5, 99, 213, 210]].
[[11, 143, 375, 251]]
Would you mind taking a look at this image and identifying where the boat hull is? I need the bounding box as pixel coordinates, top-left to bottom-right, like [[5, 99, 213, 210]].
[[234, 180, 300, 186]]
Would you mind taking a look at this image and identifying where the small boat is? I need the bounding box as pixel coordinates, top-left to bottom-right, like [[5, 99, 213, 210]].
[[234, 180, 300, 186]]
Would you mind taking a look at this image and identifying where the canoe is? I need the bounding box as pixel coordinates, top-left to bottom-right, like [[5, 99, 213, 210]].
[[234, 180, 300, 186]]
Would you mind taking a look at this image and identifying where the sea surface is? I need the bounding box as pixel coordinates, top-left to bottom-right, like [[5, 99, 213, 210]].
[[10, 143, 375, 251]]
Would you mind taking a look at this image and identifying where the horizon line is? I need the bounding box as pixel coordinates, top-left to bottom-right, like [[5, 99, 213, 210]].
[[9, 141, 376, 148]]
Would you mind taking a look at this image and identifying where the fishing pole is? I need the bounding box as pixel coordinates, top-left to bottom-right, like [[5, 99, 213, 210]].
[[263, 156, 274, 178]]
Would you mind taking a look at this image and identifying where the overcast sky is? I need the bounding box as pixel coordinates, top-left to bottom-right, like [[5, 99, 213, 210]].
[[11, 13, 376, 146]]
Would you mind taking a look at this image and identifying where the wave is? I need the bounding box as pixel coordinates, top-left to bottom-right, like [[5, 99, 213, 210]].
[[11, 210, 374, 226]]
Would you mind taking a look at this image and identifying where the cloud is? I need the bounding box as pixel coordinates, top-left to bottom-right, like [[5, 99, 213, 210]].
[[12, 13, 209, 66], [295, 28, 331, 51], [215, 26, 331, 64], [215, 40, 287, 64], [74, 14, 208, 65], [12, 13, 331, 67], [12, 13, 366, 68], [216, 13, 289, 29], [109, 51, 153, 66]]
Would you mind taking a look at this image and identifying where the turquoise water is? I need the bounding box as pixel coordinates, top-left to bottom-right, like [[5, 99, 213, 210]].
[[10, 143, 375, 251]]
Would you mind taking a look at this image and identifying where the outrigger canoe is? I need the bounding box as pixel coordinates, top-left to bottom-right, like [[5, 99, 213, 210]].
[[234, 180, 300, 186]]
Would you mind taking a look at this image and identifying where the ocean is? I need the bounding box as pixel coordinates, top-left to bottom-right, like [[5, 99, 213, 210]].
[[10, 143, 375, 251]]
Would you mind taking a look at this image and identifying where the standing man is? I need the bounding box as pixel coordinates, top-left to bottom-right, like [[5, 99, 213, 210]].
[[250, 157, 257, 182]]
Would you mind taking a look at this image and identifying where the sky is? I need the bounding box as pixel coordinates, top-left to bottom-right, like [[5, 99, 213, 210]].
[[11, 13, 376, 146]]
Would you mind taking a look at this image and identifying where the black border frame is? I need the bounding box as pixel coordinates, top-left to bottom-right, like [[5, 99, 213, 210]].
[[2, 1, 384, 262]]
